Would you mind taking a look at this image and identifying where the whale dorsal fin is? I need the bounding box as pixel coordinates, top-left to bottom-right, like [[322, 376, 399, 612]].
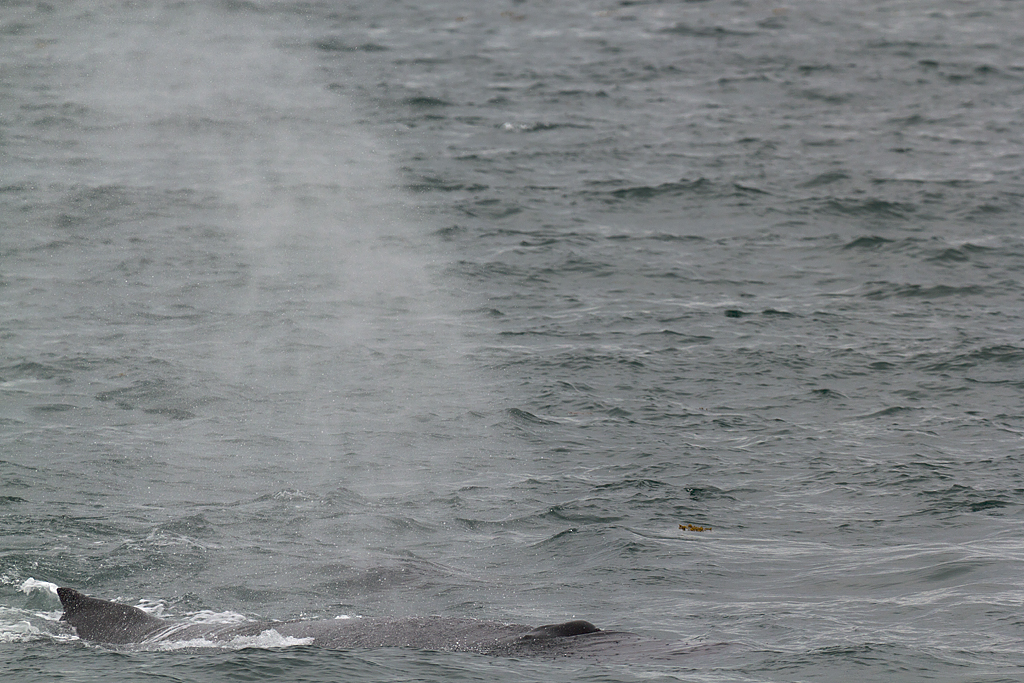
[[57, 587, 167, 644]]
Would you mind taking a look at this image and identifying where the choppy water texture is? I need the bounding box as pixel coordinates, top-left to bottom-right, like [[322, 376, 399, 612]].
[[2, 0, 1024, 681]]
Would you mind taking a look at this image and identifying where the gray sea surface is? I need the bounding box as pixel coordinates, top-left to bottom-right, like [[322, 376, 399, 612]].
[[3, 1, 1024, 681]]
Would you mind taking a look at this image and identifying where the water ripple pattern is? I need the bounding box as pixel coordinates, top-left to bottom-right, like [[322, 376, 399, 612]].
[[2, 1, 1024, 681]]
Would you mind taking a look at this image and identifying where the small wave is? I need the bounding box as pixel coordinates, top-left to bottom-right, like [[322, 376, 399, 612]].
[[407, 177, 488, 193], [403, 96, 450, 108], [965, 345, 1024, 364], [0, 361, 65, 381], [857, 406, 916, 419], [499, 121, 589, 133], [820, 198, 917, 220], [927, 247, 970, 262], [801, 171, 849, 188], [913, 484, 1014, 517], [914, 345, 1024, 375], [863, 283, 985, 300], [809, 388, 847, 400], [253, 489, 320, 503], [926, 241, 993, 262], [659, 22, 754, 38], [30, 403, 78, 413], [796, 88, 856, 105], [506, 408, 557, 425], [884, 171, 996, 184], [312, 37, 388, 53], [141, 407, 196, 420], [842, 235, 894, 249], [18, 578, 58, 597], [605, 178, 711, 201], [594, 478, 671, 492], [119, 529, 209, 552]]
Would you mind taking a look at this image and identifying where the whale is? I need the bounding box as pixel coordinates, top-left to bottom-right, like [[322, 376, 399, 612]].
[[56, 587, 632, 656]]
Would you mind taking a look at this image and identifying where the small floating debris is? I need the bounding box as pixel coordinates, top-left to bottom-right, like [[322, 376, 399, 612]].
[[679, 524, 712, 532]]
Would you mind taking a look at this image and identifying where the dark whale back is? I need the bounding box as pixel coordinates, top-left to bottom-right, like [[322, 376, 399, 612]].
[[56, 587, 612, 654], [57, 587, 168, 644], [519, 619, 600, 639]]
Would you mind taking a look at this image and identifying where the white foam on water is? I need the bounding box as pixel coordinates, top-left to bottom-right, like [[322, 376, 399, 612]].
[[143, 628, 314, 652], [18, 578, 58, 597], [0, 614, 45, 644], [181, 610, 250, 625], [0, 582, 69, 644]]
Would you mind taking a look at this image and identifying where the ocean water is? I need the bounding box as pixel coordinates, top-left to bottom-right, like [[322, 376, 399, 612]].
[[2, 0, 1024, 681]]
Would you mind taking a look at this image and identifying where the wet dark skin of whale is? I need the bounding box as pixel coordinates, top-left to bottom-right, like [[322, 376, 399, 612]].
[[57, 587, 630, 656]]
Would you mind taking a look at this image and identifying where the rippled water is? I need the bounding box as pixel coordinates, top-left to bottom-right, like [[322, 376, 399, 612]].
[[2, 1, 1024, 681]]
